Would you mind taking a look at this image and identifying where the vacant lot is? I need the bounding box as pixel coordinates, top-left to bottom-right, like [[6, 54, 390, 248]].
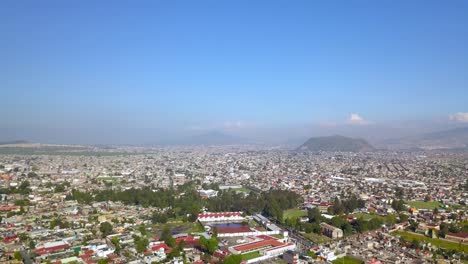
[[283, 208, 307, 220], [407, 201, 442, 209], [301, 232, 331, 244]]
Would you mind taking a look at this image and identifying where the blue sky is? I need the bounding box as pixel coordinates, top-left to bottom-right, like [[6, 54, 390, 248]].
[[1, 1, 468, 144]]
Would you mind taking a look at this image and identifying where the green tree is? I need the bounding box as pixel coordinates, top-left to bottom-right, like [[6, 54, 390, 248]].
[[395, 187, 404, 199], [99, 222, 113, 238], [18, 180, 31, 195], [398, 213, 409, 223], [138, 224, 147, 237], [307, 207, 323, 224], [29, 240, 36, 249], [199, 236, 218, 254], [111, 237, 121, 254], [97, 259, 109, 264], [13, 251, 22, 261], [135, 237, 149, 253], [160, 227, 176, 247], [391, 199, 405, 212]]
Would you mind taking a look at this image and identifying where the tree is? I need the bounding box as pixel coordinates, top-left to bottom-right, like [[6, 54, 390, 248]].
[[138, 224, 147, 237], [111, 237, 121, 254], [424, 195, 431, 202], [395, 187, 404, 199], [160, 227, 176, 247], [391, 199, 405, 212], [18, 180, 31, 195], [398, 213, 409, 223], [411, 239, 421, 249], [212, 227, 218, 238], [99, 222, 113, 238], [307, 207, 322, 223], [409, 220, 419, 232], [384, 214, 397, 225], [13, 251, 22, 261], [199, 236, 218, 254], [353, 218, 368, 233], [135, 237, 149, 254], [439, 223, 449, 238], [29, 240, 36, 249], [54, 183, 66, 193], [97, 259, 110, 264]]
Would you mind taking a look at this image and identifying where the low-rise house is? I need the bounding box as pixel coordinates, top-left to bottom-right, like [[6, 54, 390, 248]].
[[320, 223, 343, 239]]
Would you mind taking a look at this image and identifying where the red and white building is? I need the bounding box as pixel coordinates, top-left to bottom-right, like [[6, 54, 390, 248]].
[[35, 240, 70, 255], [197, 212, 244, 222], [228, 235, 295, 262]]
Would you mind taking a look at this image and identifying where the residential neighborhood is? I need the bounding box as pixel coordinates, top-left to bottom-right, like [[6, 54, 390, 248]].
[[0, 145, 466, 263]]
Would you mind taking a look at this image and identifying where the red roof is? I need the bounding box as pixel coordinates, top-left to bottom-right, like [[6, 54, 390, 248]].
[[4, 235, 18, 243], [35, 244, 69, 255], [217, 226, 252, 234], [176, 236, 198, 244], [0, 206, 19, 211], [198, 212, 242, 218], [233, 237, 284, 253], [447, 233, 468, 238], [151, 243, 172, 253]]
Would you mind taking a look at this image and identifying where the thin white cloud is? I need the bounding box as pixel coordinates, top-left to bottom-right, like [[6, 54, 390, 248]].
[[223, 121, 244, 129], [449, 112, 468, 123], [186, 120, 249, 131], [347, 113, 369, 125]]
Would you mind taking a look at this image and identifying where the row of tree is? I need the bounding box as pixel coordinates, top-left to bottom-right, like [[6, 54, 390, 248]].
[[66, 182, 303, 224]]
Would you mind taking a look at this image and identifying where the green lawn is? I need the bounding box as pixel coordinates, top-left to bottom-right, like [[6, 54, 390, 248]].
[[407, 201, 442, 210], [332, 256, 364, 264], [283, 208, 307, 220], [301, 232, 331, 244], [241, 251, 262, 261], [394, 231, 468, 253]]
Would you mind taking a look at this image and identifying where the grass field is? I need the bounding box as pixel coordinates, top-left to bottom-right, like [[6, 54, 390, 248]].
[[394, 231, 468, 253], [232, 187, 251, 193], [241, 251, 262, 261], [332, 256, 364, 264], [283, 208, 307, 220], [301, 232, 331, 244], [407, 201, 442, 209]]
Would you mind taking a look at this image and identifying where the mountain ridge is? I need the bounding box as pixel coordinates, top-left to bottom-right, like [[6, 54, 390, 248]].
[[297, 135, 375, 152]]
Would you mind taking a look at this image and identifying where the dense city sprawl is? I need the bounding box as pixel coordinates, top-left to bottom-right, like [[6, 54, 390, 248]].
[[0, 146, 467, 264]]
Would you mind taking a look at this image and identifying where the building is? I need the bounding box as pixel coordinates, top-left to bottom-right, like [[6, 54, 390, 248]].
[[283, 250, 299, 264], [445, 233, 468, 243], [197, 212, 244, 223], [229, 235, 295, 260], [198, 189, 218, 199], [320, 223, 343, 239]]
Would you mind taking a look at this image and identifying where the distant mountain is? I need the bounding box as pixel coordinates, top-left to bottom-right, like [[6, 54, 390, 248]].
[[182, 131, 248, 145], [383, 127, 468, 150], [297, 135, 375, 152], [0, 140, 29, 145]]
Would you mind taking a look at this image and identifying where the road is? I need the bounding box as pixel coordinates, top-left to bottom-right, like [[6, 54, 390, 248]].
[[266, 216, 316, 252]]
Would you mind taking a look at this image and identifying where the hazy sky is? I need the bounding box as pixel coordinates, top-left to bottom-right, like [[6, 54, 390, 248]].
[[1, 1, 468, 144]]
